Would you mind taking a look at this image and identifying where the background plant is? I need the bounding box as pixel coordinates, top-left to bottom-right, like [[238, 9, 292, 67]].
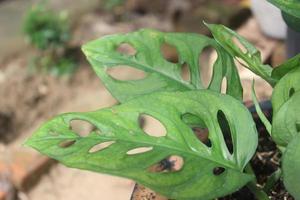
[[23, 2, 77, 76]]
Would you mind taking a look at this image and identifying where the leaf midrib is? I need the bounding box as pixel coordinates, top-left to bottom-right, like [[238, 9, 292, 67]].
[[30, 132, 237, 170]]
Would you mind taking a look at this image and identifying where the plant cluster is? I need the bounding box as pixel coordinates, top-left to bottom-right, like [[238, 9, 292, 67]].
[[23, 2, 76, 76], [26, 1, 300, 199]]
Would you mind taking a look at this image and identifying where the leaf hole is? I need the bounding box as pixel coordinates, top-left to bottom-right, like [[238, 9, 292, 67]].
[[235, 57, 249, 68], [148, 155, 184, 173], [232, 36, 247, 54], [70, 120, 97, 137], [217, 110, 233, 154], [221, 77, 227, 94], [126, 147, 153, 155], [289, 87, 295, 98], [181, 113, 211, 147], [139, 114, 167, 137], [181, 63, 191, 82], [296, 123, 300, 133], [213, 167, 225, 176], [59, 140, 76, 148], [116, 43, 137, 56], [199, 46, 217, 88], [89, 141, 115, 153], [160, 43, 179, 63], [107, 65, 147, 81], [192, 127, 211, 147]]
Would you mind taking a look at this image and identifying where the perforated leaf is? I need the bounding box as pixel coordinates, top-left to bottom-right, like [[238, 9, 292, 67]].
[[82, 29, 243, 102], [272, 90, 300, 147], [206, 23, 277, 86], [282, 133, 300, 200], [25, 91, 257, 200]]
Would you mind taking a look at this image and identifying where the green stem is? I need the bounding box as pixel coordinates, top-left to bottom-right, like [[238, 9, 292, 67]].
[[245, 164, 270, 200], [263, 169, 282, 192]]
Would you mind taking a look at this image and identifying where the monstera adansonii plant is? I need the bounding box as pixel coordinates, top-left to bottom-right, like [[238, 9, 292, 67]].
[[26, 23, 300, 200]]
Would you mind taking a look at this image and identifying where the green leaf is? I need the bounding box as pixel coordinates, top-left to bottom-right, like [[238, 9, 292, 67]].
[[282, 133, 300, 199], [25, 91, 257, 200], [272, 54, 300, 80], [272, 90, 300, 146], [82, 29, 243, 102], [268, 0, 300, 18], [282, 11, 300, 32], [272, 67, 300, 114], [206, 23, 277, 86]]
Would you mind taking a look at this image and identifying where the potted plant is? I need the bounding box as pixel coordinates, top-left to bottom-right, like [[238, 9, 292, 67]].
[[25, 1, 300, 199]]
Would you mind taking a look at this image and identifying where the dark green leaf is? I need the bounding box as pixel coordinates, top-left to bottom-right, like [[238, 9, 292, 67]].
[[268, 0, 300, 18], [272, 54, 300, 80], [206, 23, 277, 86], [25, 91, 257, 200], [82, 29, 243, 102]]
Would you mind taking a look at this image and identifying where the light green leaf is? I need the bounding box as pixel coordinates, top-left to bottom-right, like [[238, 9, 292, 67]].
[[25, 91, 257, 200], [82, 29, 243, 102], [272, 90, 300, 146], [272, 67, 300, 114], [282, 133, 300, 200], [206, 23, 277, 86], [272, 54, 300, 80], [268, 0, 300, 18]]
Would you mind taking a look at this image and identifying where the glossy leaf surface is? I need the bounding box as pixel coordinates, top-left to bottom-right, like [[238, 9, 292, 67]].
[[206, 23, 277, 86], [25, 91, 257, 200], [82, 29, 243, 102]]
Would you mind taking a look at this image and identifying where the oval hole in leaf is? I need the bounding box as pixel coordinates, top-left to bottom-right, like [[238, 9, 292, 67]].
[[217, 110, 233, 154], [289, 87, 295, 98], [160, 42, 179, 63], [236, 57, 249, 68], [148, 155, 184, 173], [199, 46, 217, 88], [70, 120, 96, 137], [139, 114, 167, 137], [296, 123, 300, 133], [181, 113, 211, 147], [107, 65, 147, 81], [89, 141, 115, 153], [221, 77, 227, 94], [59, 140, 76, 148], [126, 147, 153, 155], [181, 63, 191, 82], [117, 43, 137, 56], [213, 167, 225, 176], [232, 36, 247, 54]]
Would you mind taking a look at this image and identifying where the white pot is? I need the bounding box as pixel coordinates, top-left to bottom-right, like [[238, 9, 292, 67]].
[[251, 0, 287, 39]]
